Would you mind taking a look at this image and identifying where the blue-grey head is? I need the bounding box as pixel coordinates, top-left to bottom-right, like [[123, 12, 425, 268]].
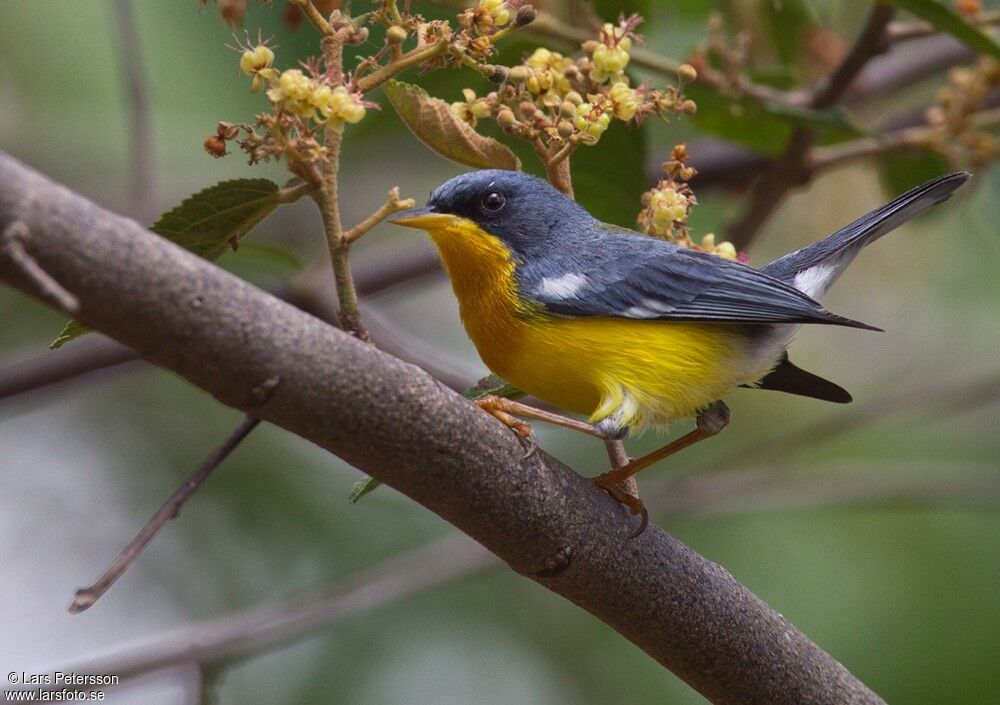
[[391, 169, 594, 257]]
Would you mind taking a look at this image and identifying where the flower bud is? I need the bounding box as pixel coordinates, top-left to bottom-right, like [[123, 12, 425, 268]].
[[386, 25, 407, 44], [678, 63, 698, 83], [557, 120, 575, 138], [497, 108, 517, 130], [679, 99, 697, 115], [514, 5, 537, 27]]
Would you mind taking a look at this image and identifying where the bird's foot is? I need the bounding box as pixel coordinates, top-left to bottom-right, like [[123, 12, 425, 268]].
[[475, 395, 538, 459], [593, 471, 649, 537]]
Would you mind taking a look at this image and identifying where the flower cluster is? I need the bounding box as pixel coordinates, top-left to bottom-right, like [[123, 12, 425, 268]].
[[449, 14, 698, 151], [638, 144, 743, 261], [926, 57, 1000, 169], [208, 37, 377, 181]]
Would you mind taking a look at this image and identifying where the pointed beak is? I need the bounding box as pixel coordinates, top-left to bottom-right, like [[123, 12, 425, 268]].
[[390, 206, 455, 229]]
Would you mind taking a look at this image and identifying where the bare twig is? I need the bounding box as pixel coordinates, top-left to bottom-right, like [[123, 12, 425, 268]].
[[18, 535, 493, 696], [107, 0, 157, 225], [1, 222, 79, 315], [69, 414, 262, 613], [0, 247, 442, 406], [0, 151, 886, 705], [342, 187, 415, 245]]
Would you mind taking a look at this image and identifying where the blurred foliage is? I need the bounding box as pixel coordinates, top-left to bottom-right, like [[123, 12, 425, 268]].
[[0, 1, 998, 705]]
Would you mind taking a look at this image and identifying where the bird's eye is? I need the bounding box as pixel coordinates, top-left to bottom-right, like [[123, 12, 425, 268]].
[[481, 191, 506, 212]]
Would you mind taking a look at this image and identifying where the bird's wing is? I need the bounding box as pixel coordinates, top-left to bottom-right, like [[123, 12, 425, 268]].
[[519, 235, 877, 329]]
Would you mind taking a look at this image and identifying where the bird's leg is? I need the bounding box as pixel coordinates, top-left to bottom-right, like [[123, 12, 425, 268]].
[[605, 439, 648, 537], [474, 395, 610, 458], [594, 401, 731, 516]]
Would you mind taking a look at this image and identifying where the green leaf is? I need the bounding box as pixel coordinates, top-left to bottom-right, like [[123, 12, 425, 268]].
[[51, 178, 282, 348], [50, 320, 90, 350], [384, 80, 522, 171], [879, 145, 953, 196], [686, 85, 864, 156], [884, 0, 1000, 59], [350, 475, 383, 503], [462, 373, 525, 400], [764, 0, 817, 66], [150, 178, 282, 259]]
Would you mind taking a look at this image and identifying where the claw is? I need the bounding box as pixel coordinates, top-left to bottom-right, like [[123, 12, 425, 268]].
[[593, 471, 647, 534], [475, 395, 538, 460], [628, 507, 649, 539]]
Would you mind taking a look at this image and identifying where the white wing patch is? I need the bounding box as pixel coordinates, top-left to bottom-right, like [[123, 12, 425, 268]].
[[537, 272, 588, 299], [793, 263, 836, 300], [622, 297, 677, 318]]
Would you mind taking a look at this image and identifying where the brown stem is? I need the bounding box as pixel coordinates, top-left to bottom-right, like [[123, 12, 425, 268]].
[[355, 41, 449, 93], [69, 415, 262, 613], [315, 34, 371, 343], [289, 0, 334, 35]]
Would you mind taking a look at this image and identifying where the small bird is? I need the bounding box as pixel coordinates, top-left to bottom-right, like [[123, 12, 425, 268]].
[[393, 169, 969, 519]]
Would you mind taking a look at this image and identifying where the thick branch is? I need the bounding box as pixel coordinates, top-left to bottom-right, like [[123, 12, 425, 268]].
[[0, 151, 884, 705]]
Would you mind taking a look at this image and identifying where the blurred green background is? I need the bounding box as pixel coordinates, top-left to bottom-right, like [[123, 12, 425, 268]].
[[1, 1, 998, 703]]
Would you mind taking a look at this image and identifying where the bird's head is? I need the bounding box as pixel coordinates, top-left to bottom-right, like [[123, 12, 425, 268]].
[[391, 169, 592, 257]]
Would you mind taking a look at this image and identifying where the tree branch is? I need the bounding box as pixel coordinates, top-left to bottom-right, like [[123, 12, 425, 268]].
[[0, 151, 885, 705], [725, 5, 896, 248]]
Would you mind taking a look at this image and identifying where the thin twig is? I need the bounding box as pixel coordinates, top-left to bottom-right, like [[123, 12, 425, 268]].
[[342, 187, 415, 244], [289, 0, 334, 35], [15, 535, 494, 696], [313, 32, 372, 343], [107, 0, 157, 225], [69, 415, 262, 613], [724, 4, 896, 249], [887, 10, 1000, 43], [1, 222, 79, 315]]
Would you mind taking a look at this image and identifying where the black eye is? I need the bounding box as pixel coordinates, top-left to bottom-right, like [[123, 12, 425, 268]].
[[481, 191, 505, 212]]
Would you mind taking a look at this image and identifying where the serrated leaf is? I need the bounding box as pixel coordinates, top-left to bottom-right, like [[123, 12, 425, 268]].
[[885, 0, 1000, 59], [687, 85, 864, 156], [51, 178, 282, 348], [385, 80, 521, 171], [150, 178, 282, 259]]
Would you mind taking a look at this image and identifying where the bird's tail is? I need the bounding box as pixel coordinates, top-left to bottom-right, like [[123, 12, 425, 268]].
[[762, 172, 970, 299]]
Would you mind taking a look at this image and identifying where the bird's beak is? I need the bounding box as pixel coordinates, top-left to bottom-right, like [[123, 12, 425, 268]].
[[390, 206, 454, 229]]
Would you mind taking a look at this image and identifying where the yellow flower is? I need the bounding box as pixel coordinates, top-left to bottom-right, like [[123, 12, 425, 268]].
[[479, 0, 510, 27], [573, 102, 612, 141], [609, 81, 640, 121], [239, 45, 278, 93]]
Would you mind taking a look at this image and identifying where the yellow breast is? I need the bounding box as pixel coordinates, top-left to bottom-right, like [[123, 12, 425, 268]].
[[425, 217, 762, 431]]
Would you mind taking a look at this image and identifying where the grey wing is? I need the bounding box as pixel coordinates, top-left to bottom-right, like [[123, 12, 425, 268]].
[[520, 237, 878, 329]]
